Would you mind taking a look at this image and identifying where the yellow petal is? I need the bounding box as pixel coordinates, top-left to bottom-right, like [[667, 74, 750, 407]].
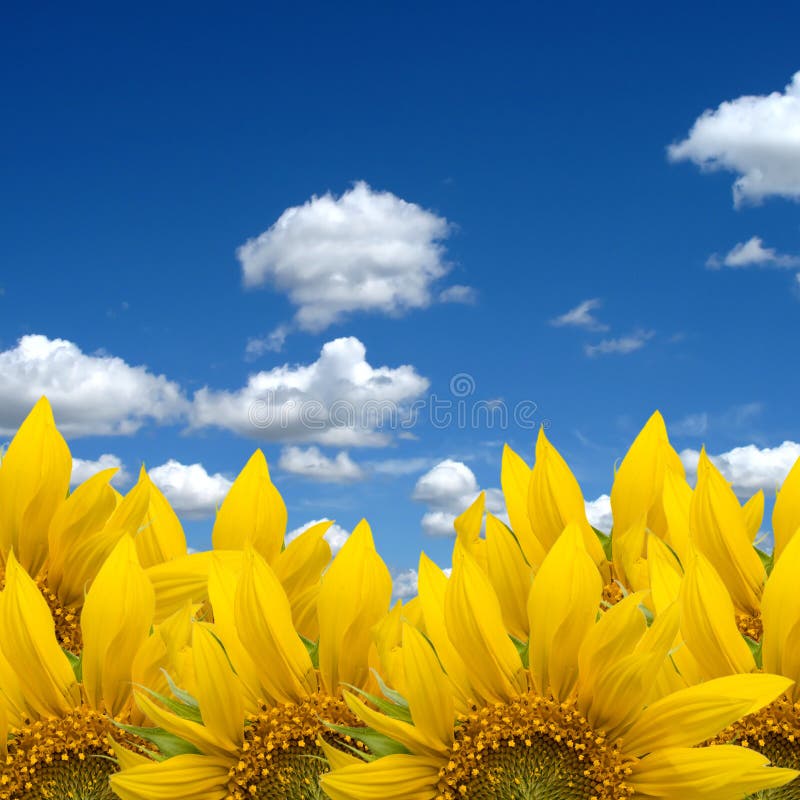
[[0, 396, 71, 577], [108, 736, 154, 770], [623, 672, 792, 754], [612, 516, 648, 591], [660, 466, 692, 564], [630, 745, 798, 800], [773, 455, 800, 561], [109, 753, 230, 800], [679, 550, 755, 678], [343, 691, 446, 760], [235, 549, 317, 702], [527, 428, 608, 574], [610, 410, 684, 541], [81, 535, 155, 716], [528, 524, 601, 702], [416, 552, 473, 710], [317, 520, 392, 695], [191, 624, 244, 750], [690, 449, 765, 614], [134, 466, 188, 567], [319, 738, 363, 771], [401, 624, 454, 754], [46, 468, 118, 604], [762, 529, 800, 695], [453, 492, 487, 569], [321, 753, 441, 800], [271, 519, 332, 639], [742, 490, 764, 543], [501, 444, 547, 569], [646, 535, 683, 615], [0, 552, 79, 717], [211, 450, 286, 563], [485, 513, 533, 640], [445, 549, 526, 704]]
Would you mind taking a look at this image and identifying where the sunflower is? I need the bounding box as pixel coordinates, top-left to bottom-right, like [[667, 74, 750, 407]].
[[321, 525, 798, 800], [658, 527, 800, 798], [145, 449, 333, 639], [110, 520, 393, 800], [0, 535, 158, 799], [0, 397, 189, 653]]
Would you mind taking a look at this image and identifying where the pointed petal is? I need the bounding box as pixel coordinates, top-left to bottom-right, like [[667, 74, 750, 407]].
[[446, 549, 526, 704], [0, 552, 78, 717], [0, 397, 71, 577], [134, 466, 187, 567], [501, 444, 547, 569], [211, 450, 286, 562], [110, 753, 230, 800], [773, 455, 800, 561], [321, 753, 441, 800], [623, 673, 792, 754], [742, 490, 764, 543], [317, 520, 392, 694], [529, 524, 602, 702]]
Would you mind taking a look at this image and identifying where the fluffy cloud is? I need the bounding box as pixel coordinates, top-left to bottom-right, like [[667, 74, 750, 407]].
[[585, 329, 654, 357], [245, 325, 290, 359], [707, 236, 800, 269], [585, 494, 613, 533], [439, 285, 478, 304], [71, 454, 131, 487], [286, 518, 349, 555], [191, 336, 429, 447], [550, 298, 609, 332], [237, 182, 469, 331], [412, 459, 506, 536], [0, 335, 187, 437], [681, 441, 800, 497], [669, 72, 800, 206], [278, 446, 364, 483], [147, 460, 233, 519], [392, 568, 419, 600]]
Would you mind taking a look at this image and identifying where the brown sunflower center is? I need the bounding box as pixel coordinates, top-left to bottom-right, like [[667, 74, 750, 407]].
[[1, 708, 121, 800], [436, 694, 635, 800], [601, 579, 625, 609], [714, 696, 800, 800], [225, 694, 363, 800], [0, 566, 83, 654], [736, 610, 764, 643]]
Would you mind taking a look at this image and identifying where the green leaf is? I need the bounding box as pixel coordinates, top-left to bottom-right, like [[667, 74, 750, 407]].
[[755, 547, 774, 576], [510, 635, 529, 669], [370, 669, 410, 710], [300, 634, 320, 669], [324, 723, 410, 759], [162, 671, 200, 709], [744, 635, 763, 669], [341, 683, 412, 724], [593, 527, 613, 561], [133, 684, 203, 724], [63, 649, 83, 682], [113, 723, 202, 760]]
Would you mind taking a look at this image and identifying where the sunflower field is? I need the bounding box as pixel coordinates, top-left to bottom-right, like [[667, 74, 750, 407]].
[[2, 396, 800, 800]]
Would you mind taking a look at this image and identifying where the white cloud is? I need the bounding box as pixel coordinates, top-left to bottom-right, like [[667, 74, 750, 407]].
[[585, 494, 612, 534], [392, 568, 419, 600], [190, 337, 429, 447], [245, 325, 290, 359], [707, 236, 800, 269], [367, 457, 434, 476], [550, 298, 609, 332], [439, 284, 478, 304], [585, 329, 654, 357], [148, 460, 233, 519], [237, 182, 465, 331], [669, 72, 800, 206], [278, 446, 364, 483], [681, 441, 800, 497], [0, 335, 187, 437], [71, 454, 131, 487], [286, 518, 349, 554], [412, 459, 506, 536], [670, 412, 710, 437]]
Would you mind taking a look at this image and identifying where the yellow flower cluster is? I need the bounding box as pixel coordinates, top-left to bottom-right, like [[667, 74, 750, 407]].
[[2, 398, 800, 799]]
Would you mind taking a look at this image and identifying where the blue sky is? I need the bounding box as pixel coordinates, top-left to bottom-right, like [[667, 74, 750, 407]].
[[2, 2, 800, 588]]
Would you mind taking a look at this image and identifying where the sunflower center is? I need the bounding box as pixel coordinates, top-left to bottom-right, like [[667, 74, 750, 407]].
[[601, 579, 625, 609], [735, 610, 764, 643], [436, 694, 635, 800], [0, 566, 83, 654], [1, 707, 120, 800], [714, 696, 800, 800], [226, 694, 363, 800]]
